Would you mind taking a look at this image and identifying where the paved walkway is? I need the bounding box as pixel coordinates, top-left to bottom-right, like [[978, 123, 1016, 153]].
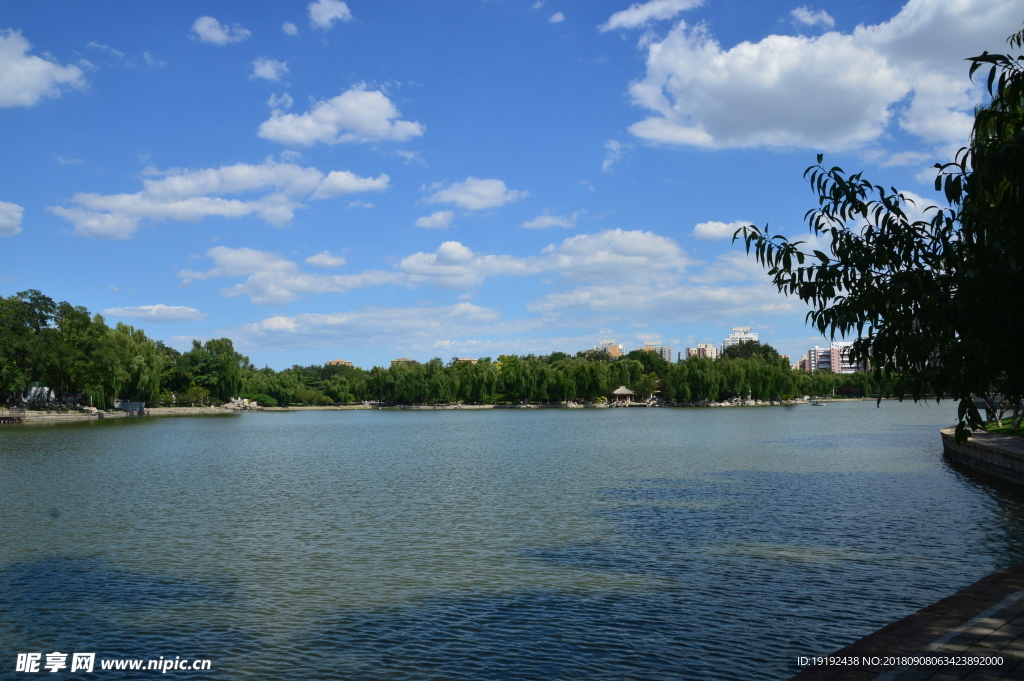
[[875, 589, 1024, 681]]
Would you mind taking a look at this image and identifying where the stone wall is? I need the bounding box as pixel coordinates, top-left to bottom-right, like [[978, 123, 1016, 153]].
[[941, 427, 1024, 486]]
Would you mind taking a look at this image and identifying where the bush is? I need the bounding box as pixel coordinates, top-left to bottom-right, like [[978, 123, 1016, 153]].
[[241, 393, 278, 407]]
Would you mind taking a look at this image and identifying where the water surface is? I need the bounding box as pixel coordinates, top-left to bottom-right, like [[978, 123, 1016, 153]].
[[3, 401, 1023, 679]]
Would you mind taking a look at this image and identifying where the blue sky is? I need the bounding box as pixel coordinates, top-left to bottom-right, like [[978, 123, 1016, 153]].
[[1, 0, 1020, 369]]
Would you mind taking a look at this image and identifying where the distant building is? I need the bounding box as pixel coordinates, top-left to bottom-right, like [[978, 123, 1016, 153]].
[[390, 358, 412, 367], [456, 358, 477, 364], [326, 359, 353, 367], [723, 327, 758, 352], [594, 340, 624, 358], [805, 342, 864, 373], [685, 343, 719, 360], [797, 354, 812, 371], [642, 341, 673, 363]]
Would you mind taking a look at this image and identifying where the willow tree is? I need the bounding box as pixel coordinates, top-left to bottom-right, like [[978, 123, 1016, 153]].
[[739, 25, 1024, 440]]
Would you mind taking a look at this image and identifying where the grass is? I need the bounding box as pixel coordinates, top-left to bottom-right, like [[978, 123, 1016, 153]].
[[985, 422, 1024, 438]]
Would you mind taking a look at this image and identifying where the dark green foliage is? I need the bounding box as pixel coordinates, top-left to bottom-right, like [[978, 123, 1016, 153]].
[[0, 290, 884, 409], [0, 290, 250, 408], [720, 340, 782, 362], [738, 26, 1024, 440]]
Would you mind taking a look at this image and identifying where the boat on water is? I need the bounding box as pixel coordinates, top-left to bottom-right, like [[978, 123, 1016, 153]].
[[810, 400, 826, 406]]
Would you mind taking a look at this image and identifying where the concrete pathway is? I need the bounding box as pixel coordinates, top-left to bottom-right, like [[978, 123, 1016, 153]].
[[875, 589, 1024, 681]]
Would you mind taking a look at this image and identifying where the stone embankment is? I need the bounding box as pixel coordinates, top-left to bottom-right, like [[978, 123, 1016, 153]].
[[941, 427, 1024, 486]]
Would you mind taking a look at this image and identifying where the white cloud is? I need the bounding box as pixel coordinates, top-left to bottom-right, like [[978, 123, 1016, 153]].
[[0, 201, 24, 236], [627, 0, 1023, 152], [424, 177, 527, 210], [549, 12, 565, 23], [541, 229, 690, 282], [257, 84, 424, 146], [86, 42, 125, 59], [790, 6, 835, 28], [521, 212, 578, 229], [49, 160, 389, 239], [238, 303, 504, 350], [312, 170, 390, 198], [282, 21, 299, 36], [398, 242, 544, 289], [305, 251, 347, 268], [0, 29, 85, 107], [523, 231, 789, 320], [601, 139, 630, 172], [308, 0, 353, 29], [143, 52, 166, 68], [415, 210, 455, 229], [267, 92, 294, 110], [397, 150, 426, 166], [528, 281, 794, 319], [102, 304, 207, 323], [398, 229, 690, 290], [54, 155, 82, 165], [191, 16, 251, 45], [178, 246, 400, 306], [251, 57, 289, 82], [692, 220, 750, 240], [599, 0, 703, 32]]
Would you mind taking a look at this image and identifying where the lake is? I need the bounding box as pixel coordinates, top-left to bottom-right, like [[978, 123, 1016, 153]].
[[3, 401, 1024, 679]]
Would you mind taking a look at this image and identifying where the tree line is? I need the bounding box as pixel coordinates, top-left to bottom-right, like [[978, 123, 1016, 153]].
[[0, 291, 877, 408]]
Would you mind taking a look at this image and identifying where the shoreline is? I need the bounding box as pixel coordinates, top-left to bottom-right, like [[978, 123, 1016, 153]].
[[0, 398, 874, 424]]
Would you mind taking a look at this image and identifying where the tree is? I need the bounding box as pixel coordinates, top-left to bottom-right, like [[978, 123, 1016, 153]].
[[720, 340, 781, 361], [738, 25, 1024, 440]]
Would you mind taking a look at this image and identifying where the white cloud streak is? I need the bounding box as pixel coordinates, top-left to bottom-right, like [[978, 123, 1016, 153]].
[[521, 212, 579, 229], [239, 303, 504, 350], [601, 139, 629, 172], [599, 0, 703, 32], [103, 304, 207, 323], [49, 160, 389, 239], [178, 246, 401, 306]]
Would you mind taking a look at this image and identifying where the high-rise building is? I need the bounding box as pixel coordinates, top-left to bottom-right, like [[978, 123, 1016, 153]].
[[642, 341, 673, 363], [685, 343, 719, 360], [723, 326, 758, 352], [805, 342, 864, 373], [594, 340, 624, 358]]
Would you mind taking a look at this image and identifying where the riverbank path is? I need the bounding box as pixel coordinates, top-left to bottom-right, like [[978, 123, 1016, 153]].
[[875, 588, 1024, 680]]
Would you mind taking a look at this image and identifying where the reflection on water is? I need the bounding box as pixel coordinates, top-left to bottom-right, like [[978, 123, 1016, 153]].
[[2, 401, 1024, 679]]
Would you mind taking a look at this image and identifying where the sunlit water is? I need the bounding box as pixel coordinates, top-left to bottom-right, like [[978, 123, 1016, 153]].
[[3, 401, 1024, 680]]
